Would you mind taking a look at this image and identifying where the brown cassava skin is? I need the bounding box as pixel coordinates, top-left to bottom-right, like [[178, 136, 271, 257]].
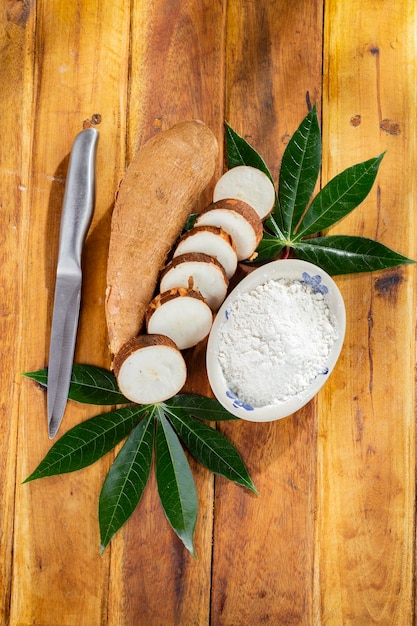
[[198, 198, 263, 243], [145, 286, 207, 326], [112, 334, 180, 380], [105, 120, 218, 356]]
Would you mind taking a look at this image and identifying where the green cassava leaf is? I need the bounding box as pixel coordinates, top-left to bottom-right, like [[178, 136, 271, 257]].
[[155, 409, 198, 556], [23, 364, 131, 405], [99, 410, 155, 552], [254, 235, 286, 263], [279, 105, 321, 235], [294, 235, 415, 275], [263, 212, 286, 238], [23, 405, 151, 482], [184, 212, 198, 231], [165, 393, 238, 421], [165, 409, 257, 493], [225, 122, 283, 235], [295, 153, 385, 238], [225, 122, 275, 182]]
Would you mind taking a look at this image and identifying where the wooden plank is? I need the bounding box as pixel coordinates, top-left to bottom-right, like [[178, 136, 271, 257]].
[[124, 0, 226, 172], [9, 1, 131, 623], [106, 1, 226, 624], [3, 1, 416, 624], [210, 1, 324, 624], [316, 1, 416, 623], [0, 5, 35, 624]]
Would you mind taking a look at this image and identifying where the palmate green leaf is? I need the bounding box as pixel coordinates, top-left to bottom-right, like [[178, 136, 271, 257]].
[[165, 393, 239, 421], [155, 409, 198, 556], [225, 122, 283, 234], [165, 409, 257, 493], [99, 411, 155, 553], [279, 105, 321, 234], [23, 364, 131, 405], [225, 122, 275, 182], [254, 235, 286, 263], [263, 212, 286, 238], [295, 153, 385, 239], [23, 405, 151, 482], [294, 235, 415, 275]]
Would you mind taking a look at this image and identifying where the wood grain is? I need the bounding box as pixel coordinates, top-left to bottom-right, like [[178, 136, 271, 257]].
[[211, 1, 324, 624], [8, 1, 131, 623], [107, 2, 225, 624], [1, 0, 416, 624], [316, 1, 417, 623], [0, 5, 34, 624]]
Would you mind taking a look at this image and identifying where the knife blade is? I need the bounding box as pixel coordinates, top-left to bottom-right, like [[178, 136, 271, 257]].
[[47, 127, 99, 438]]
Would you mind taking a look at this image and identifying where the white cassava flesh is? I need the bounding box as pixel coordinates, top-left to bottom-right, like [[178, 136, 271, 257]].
[[173, 225, 238, 278], [146, 287, 213, 350], [105, 120, 218, 357], [113, 335, 187, 404], [159, 252, 228, 311], [213, 165, 275, 220], [194, 199, 263, 261]]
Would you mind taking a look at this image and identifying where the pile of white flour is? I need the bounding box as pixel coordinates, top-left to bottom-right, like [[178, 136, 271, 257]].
[[218, 278, 338, 407]]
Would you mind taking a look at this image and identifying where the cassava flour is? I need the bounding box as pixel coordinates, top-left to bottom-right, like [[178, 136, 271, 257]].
[[218, 278, 338, 407]]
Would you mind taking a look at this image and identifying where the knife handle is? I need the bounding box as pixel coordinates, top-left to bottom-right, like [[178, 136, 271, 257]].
[[57, 128, 99, 277]]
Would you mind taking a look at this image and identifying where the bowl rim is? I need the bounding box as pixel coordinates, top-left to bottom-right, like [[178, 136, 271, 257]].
[[206, 259, 346, 422]]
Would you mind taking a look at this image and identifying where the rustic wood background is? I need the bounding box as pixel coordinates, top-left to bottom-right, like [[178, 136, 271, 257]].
[[1, 0, 416, 624]]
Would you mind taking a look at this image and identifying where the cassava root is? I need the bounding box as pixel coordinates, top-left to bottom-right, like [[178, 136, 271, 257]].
[[106, 126, 279, 405], [105, 120, 218, 357], [113, 335, 187, 404], [146, 287, 213, 350], [195, 199, 263, 261], [213, 164, 275, 219], [173, 225, 238, 279], [159, 252, 228, 311]]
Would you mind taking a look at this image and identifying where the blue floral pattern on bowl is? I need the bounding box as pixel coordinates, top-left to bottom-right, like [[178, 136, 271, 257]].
[[300, 271, 328, 294], [226, 389, 254, 411]]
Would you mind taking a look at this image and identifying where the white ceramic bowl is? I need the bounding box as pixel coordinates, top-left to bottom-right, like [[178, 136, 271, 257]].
[[206, 259, 346, 422]]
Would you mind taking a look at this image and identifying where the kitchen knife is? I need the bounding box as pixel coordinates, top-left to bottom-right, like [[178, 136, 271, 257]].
[[47, 127, 99, 438]]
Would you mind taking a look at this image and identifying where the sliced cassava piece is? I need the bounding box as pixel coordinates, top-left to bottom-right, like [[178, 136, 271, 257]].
[[194, 198, 263, 261], [105, 120, 218, 357], [113, 334, 187, 404], [159, 252, 228, 310], [173, 225, 238, 278], [213, 164, 275, 220], [146, 287, 213, 350]]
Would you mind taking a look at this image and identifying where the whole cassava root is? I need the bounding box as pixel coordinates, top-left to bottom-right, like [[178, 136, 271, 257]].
[[105, 120, 218, 357]]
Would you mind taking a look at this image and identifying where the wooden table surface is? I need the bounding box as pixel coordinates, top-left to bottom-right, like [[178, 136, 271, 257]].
[[1, 1, 416, 624]]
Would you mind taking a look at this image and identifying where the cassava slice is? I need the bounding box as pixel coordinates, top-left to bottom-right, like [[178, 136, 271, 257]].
[[194, 199, 262, 261], [146, 287, 213, 350], [173, 225, 238, 278], [113, 334, 187, 404], [159, 252, 228, 311], [213, 165, 275, 220], [105, 120, 218, 356]]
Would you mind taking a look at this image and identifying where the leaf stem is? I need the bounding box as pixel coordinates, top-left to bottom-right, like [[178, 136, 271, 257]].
[[264, 213, 285, 240]]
